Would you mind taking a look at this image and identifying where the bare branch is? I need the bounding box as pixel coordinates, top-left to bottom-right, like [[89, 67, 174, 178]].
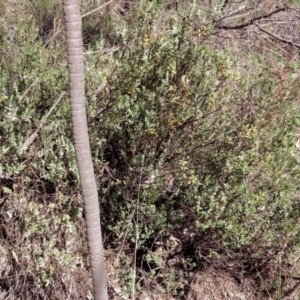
[[281, 280, 300, 300], [215, 7, 288, 30], [255, 23, 300, 49]]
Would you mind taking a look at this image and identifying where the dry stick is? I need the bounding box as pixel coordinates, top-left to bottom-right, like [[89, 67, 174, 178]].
[[29, 57, 110, 165], [17, 80, 38, 106], [20, 91, 66, 153], [44, 28, 63, 48], [44, 18, 61, 48], [92, 82, 108, 102], [81, 0, 115, 18], [281, 280, 300, 300], [84, 47, 120, 56], [215, 7, 288, 29], [255, 23, 300, 49]]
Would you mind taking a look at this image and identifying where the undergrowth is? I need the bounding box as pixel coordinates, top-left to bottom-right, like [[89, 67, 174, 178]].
[[1, 0, 300, 299]]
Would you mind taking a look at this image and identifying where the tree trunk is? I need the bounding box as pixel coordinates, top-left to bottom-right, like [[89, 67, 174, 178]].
[[62, 1, 107, 299]]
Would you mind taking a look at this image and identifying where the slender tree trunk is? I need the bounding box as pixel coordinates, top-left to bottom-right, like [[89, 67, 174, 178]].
[[62, 1, 107, 299]]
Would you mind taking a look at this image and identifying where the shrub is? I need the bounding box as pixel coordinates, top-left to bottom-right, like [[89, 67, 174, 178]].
[[0, 11, 82, 298], [87, 3, 300, 265], [1, 0, 300, 298]]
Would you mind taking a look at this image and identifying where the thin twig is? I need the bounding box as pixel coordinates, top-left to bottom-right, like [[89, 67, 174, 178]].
[[92, 82, 108, 101], [89, 82, 115, 124], [84, 47, 120, 56], [17, 80, 38, 106], [255, 23, 300, 48], [20, 91, 66, 153], [215, 7, 288, 29], [81, 0, 114, 18], [281, 280, 300, 300]]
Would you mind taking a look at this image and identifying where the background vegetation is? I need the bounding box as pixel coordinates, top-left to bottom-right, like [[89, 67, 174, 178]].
[[1, 0, 300, 299]]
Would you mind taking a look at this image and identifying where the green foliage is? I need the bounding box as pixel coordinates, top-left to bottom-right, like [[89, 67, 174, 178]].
[[87, 4, 300, 263], [1, 185, 83, 297], [0, 9, 80, 298], [0, 15, 74, 184], [1, 0, 300, 298]]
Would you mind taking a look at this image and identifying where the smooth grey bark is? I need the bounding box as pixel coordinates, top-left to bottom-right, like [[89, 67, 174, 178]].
[[62, 1, 108, 299]]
